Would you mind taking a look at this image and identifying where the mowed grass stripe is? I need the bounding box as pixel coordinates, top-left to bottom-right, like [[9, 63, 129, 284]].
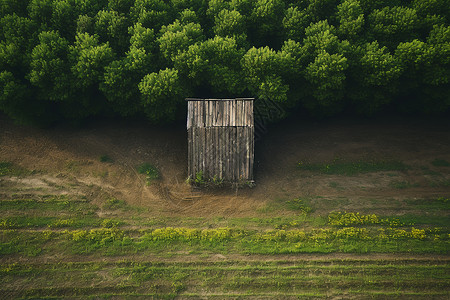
[[1, 260, 448, 298], [5, 264, 448, 278]]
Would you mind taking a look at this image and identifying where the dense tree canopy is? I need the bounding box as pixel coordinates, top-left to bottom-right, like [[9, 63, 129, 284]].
[[0, 0, 449, 124]]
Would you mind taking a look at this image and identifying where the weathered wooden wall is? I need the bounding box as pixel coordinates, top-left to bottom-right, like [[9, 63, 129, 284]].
[[187, 98, 254, 182]]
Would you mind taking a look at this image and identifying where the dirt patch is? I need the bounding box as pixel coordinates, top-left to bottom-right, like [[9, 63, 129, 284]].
[[1, 115, 449, 217]]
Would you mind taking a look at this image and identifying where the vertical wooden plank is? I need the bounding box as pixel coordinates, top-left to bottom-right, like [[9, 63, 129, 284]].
[[187, 127, 190, 178], [196, 126, 199, 179], [243, 101, 247, 128], [232, 126, 236, 181], [203, 101, 207, 128], [192, 101, 196, 129], [234, 100, 241, 126], [219, 127, 223, 179], [194, 101, 198, 128], [227, 127, 231, 180], [250, 99, 254, 180], [221, 100, 231, 180], [203, 100, 207, 127], [245, 101, 249, 127], [216, 101, 220, 127], [209, 100, 213, 127], [249, 100, 254, 127], [220, 100, 224, 127], [212, 127, 218, 178], [225, 127, 229, 181], [235, 100, 241, 127], [192, 127, 196, 178], [233, 100, 237, 127], [214, 101, 219, 127], [210, 126, 214, 179], [200, 101, 205, 128], [240, 100, 244, 127], [198, 100, 201, 128], [214, 127, 223, 178], [242, 127, 246, 180], [196, 126, 200, 178], [192, 127, 195, 179], [209, 100, 213, 126], [199, 127, 202, 177], [229, 127, 233, 181], [250, 127, 255, 180], [212, 127, 216, 179], [226, 100, 230, 127], [240, 100, 245, 127], [238, 126, 242, 181], [187, 101, 191, 129], [210, 100, 214, 126], [194, 103, 199, 176], [205, 127, 210, 178], [222, 101, 227, 127], [246, 127, 250, 180], [211, 127, 215, 180], [224, 128, 228, 181], [230, 100, 234, 127], [240, 127, 244, 181], [218, 127, 221, 179], [241, 127, 248, 180]]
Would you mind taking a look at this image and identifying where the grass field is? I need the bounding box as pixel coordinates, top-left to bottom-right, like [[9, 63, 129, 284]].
[[1, 116, 450, 299], [0, 185, 449, 298]]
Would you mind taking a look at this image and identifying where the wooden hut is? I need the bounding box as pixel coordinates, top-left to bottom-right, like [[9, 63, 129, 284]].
[[186, 98, 254, 182]]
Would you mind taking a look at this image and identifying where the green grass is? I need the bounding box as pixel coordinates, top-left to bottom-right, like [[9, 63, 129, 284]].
[[0, 161, 28, 176], [258, 197, 314, 215], [0, 259, 448, 299], [389, 180, 420, 189], [298, 158, 408, 176], [102, 198, 128, 210], [0, 161, 12, 176], [137, 162, 160, 184], [99, 154, 114, 163], [0, 196, 96, 212], [404, 197, 450, 211], [1, 190, 449, 298], [432, 158, 450, 167]]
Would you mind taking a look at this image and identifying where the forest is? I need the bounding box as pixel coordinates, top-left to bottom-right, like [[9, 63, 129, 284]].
[[0, 0, 449, 125]]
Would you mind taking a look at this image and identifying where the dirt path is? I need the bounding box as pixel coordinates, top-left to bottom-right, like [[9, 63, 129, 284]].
[[1, 115, 449, 217]]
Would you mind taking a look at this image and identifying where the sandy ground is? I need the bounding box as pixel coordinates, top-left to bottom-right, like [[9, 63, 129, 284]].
[[1, 114, 449, 217]]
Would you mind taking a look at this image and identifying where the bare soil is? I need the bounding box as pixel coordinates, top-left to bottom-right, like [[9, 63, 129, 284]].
[[1, 114, 449, 217]]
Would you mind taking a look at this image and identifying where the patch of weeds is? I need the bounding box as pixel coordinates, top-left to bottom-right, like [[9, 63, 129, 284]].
[[431, 158, 450, 167], [101, 219, 124, 228], [94, 171, 108, 178], [193, 171, 205, 185], [99, 154, 114, 163], [298, 158, 408, 176], [328, 181, 344, 190], [138, 163, 160, 184], [286, 198, 313, 214], [65, 160, 80, 171], [405, 197, 450, 211], [423, 169, 442, 176], [0, 161, 28, 176], [211, 175, 224, 186], [103, 198, 127, 210], [0, 216, 57, 229], [0, 161, 13, 176], [328, 212, 404, 227], [395, 215, 450, 227], [389, 181, 419, 189], [48, 219, 75, 228], [187, 171, 230, 188], [429, 179, 450, 187]]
